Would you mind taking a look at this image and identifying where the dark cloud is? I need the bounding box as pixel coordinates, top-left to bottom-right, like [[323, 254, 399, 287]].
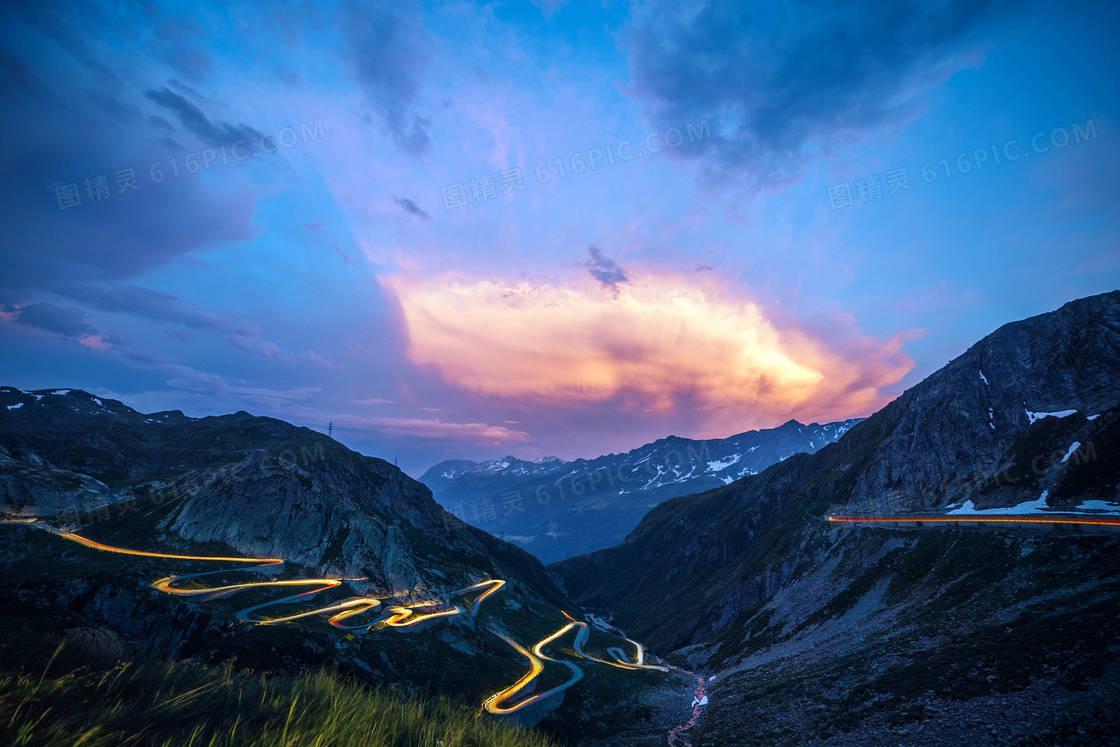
[[394, 197, 430, 220], [345, 4, 432, 157], [627, 0, 1026, 191], [9, 302, 97, 338], [165, 78, 207, 102], [60, 285, 270, 355], [1, 164, 255, 297], [144, 85, 262, 146], [586, 246, 629, 292], [0, 84, 255, 297], [0, 6, 259, 302], [63, 285, 185, 322]]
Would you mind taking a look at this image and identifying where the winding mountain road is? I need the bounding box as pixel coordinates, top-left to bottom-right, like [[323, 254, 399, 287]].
[[0, 520, 669, 720], [482, 612, 669, 716]]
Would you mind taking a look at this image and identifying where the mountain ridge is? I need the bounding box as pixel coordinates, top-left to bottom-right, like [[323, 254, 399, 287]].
[[553, 289, 1120, 647], [419, 417, 863, 563]]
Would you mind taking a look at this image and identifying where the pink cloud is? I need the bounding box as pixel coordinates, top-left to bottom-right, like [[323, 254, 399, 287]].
[[332, 414, 531, 445], [78, 334, 114, 351], [386, 270, 916, 433]]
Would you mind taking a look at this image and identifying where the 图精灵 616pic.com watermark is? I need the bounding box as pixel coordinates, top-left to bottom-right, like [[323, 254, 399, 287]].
[[440, 119, 712, 211], [827, 118, 1098, 211], [52, 119, 326, 212]]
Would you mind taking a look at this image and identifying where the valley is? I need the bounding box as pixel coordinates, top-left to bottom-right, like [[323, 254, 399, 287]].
[[2, 292, 1119, 745], [4, 2, 1119, 743], [420, 419, 862, 563]]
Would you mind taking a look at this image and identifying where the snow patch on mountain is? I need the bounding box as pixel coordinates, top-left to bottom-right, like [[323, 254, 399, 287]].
[[950, 491, 1052, 515], [706, 454, 741, 473], [1025, 408, 1077, 425]]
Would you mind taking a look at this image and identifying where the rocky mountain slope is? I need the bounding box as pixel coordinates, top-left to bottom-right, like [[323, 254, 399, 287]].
[[420, 419, 861, 563], [0, 386, 563, 600], [0, 390, 704, 742], [553, 290, 1120, 744]]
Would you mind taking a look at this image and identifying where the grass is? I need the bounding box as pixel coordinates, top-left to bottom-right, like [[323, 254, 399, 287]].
[[0, 645, 562, 747]]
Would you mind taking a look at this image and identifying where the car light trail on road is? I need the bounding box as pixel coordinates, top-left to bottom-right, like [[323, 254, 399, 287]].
[[482, 631, 547, 715], [7, 521, 286, 563], [1, 520, 669, 720], [827, 514, 1120, 527], [484, 612, 672, 716], [484, 623, 585, 715], [459, 578, 506, 615], [562, 611, 669, 672]]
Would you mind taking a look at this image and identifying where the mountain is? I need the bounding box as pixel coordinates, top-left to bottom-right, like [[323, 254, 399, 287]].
[[419, 419, 862, 563], [420, 455, 570, 497], [0, 388, 700, 743], [552, 290, 1120, 744]]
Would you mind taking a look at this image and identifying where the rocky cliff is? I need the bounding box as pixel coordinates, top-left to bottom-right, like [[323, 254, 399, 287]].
[[552, 291, 1120, 743]]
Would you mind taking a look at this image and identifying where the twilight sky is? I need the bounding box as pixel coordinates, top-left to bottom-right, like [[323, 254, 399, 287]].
[[1, 0, 1118, 476]]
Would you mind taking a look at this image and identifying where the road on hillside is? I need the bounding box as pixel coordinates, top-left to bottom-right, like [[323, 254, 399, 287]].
[[827, 514, 1120, 531], [0, 519, 671, 722]]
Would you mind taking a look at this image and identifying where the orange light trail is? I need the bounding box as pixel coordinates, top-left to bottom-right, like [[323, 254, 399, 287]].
[[482, 632, 547, 715], [561, 611, 668, 672], [12, 522, 283, 563], [484, 613, 671, 715], [827, 514, 1120, 527], [484, 623, 585, 715], [2, 521, 667, 719], [461, 578, 505, 615]]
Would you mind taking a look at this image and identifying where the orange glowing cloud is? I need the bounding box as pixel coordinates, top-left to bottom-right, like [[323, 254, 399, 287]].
[[386, 272, 915, 431]]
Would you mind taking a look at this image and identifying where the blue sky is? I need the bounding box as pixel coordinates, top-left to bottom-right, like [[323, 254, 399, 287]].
[[1, 0, 1117, 476]]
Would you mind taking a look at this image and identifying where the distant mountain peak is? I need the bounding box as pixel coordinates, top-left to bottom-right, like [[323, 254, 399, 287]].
[[419, 416, 865, 563]]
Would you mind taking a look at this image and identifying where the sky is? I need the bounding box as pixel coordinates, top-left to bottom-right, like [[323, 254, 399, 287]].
[[1, 0, 1118, 477]]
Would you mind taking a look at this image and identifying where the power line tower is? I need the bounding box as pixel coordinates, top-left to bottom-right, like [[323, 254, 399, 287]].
[[328, 421, 333, 438]]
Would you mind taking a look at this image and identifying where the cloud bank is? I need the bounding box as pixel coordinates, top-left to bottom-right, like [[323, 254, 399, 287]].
[[388, 271, 915, 433]]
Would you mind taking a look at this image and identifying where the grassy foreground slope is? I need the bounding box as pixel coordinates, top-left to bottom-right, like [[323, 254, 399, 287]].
[[0, 645, 559, 747]]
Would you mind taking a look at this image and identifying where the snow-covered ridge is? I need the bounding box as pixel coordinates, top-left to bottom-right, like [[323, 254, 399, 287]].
[[1, 386, 194, 423]]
